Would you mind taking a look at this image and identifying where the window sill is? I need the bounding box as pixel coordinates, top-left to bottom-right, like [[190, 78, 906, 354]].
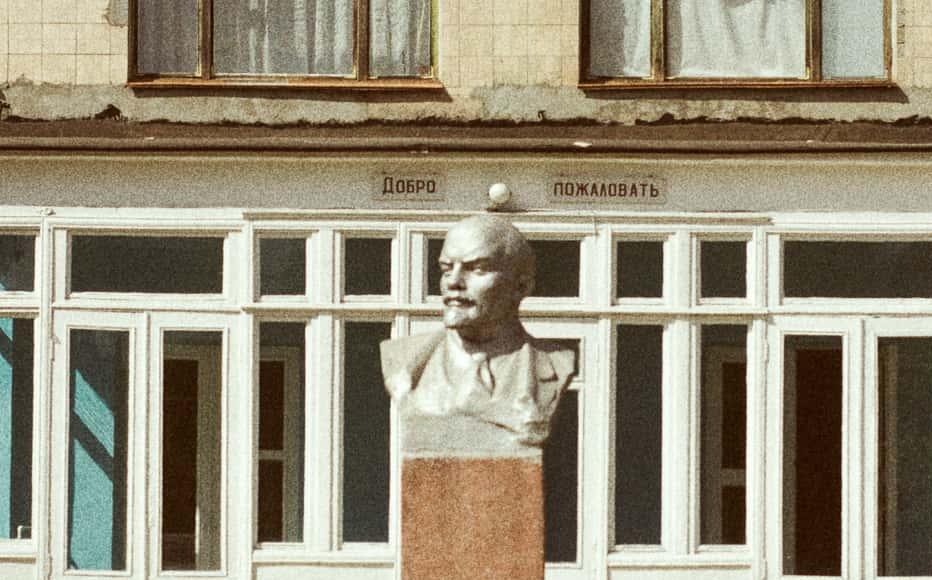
[[127, 77, 445, 92], [579, 79, 897, 91]]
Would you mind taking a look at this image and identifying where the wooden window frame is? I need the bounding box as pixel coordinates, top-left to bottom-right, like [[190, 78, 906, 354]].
[[579, 0, 895, 90], [127, 0, 442, 91]]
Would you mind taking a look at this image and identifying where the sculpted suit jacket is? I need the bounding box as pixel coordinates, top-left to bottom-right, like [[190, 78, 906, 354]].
[[380, 330, 576, 446]]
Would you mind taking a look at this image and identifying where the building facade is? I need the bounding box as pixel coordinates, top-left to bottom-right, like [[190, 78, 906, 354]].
[[2, 1, 932, 580]]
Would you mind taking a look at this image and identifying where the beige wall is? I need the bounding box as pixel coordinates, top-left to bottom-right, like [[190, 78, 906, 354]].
[[1, 0, 932, 123]]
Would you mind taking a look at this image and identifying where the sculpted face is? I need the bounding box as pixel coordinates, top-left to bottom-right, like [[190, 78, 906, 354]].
[[439, 217, 532, 342]]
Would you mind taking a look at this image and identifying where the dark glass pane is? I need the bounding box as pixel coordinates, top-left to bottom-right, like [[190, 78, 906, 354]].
[[528, 240, 580, 298], [785, 242, 932, 298], [0, 319, 32, 539], [345, 239, 392, 296], [700, 325, 747, 545], [0, 236, 35, 292], [68, 330, 129, 571], [615, 325, 662, 545], [701, 241, 747, 298], [783, 336, 842, 576], [71, 236, 223, 294], [257, 461, 284, 543], [136, 0, 198, 74], [342, 322, 392, 542], [878, 338, 932, 576], [617, 241, 663, 298], [258, 322, 305, 543], [161, 332, 222, 571], [545, 390, 578, 563], [427, 238, 443, 296], [260, 238, 306, 296]]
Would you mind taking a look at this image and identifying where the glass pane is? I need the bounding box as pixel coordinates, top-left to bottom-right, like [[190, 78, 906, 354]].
[[369, 0, 432, 77], [822, 0, 885, 79], [666, 0, 805, 78], [878, 338, 932, 576], [784, 242, 932, 298], [588, 0, 651, 77], [214, 0, 354, 75], [426, 238, 580, 298], [783, 336, 842, 576], [615, 324, 662, 545], [617, 241, 663, 298], [71, 236, 223, 294], [260, 238, 306, 296], [0, 236, 35, 292], [258, 322, 305, 543], [700, 325, 747, 545], [162, 331, 222, 571], [342, 322, 391, 543], [701, 241, 747, 298], [0, 319, 32, 540], [345, 238, 392, 296], [545, 389, 578, 563], [529, 240, 580, 298], [68, 329, 129, 571], [426, 238, 443, 296], [136, 0, 198, 74]]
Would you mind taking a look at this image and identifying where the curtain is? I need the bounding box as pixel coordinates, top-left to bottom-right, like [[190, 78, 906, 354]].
[[137, 0, 199, 75], [369, 0, 431, 77], [667, 0, 805, 78], [588, 0, 651, 78], [213, 0, 354, 75]]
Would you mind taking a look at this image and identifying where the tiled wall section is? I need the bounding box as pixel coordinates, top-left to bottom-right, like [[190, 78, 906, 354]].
[[0, 0, 929, 88], [1, 0, 128, 85]]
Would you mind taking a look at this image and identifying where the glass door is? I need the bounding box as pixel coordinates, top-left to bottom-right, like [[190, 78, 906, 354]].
[[51, 311, 146, 580], [865, 318, 932, 580]]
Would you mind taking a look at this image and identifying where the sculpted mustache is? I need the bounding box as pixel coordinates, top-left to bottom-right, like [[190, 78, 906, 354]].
[[443, 297, 476, 306]]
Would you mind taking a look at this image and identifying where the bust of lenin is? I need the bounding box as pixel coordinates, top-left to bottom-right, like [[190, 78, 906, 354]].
[[380, 215, 576, 449]]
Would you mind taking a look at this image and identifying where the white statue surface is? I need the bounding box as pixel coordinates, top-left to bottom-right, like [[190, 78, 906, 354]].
[[381, 215, 576, 451]]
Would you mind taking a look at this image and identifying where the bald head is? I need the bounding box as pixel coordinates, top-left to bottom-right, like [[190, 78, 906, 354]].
[[438, 215, 536, 342]]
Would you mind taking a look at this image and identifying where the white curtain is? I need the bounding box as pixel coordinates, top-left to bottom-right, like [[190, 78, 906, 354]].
[[588, 0, 651, 78], [212, 0, 354, 75], [137, 0, 199, 75], [369, 0, 431, 77], [667, 0, 805, 78]]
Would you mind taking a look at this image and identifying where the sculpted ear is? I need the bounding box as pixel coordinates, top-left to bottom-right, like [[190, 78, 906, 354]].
[[517, 273, 534, 300]]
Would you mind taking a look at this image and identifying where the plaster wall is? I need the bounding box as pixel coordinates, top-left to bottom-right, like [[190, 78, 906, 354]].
[[0, 0, 930, 124], [2, 153, 932, 213]]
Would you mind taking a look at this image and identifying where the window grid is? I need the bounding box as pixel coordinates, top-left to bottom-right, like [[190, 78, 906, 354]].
[[579, 0, 893, 89], [127, 0, 440, 89], [8, 212, 932, 579]]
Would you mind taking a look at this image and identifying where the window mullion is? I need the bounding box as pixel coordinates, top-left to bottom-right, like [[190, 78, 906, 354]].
[[809, 0, 822, 81], [200, 0, 214, 79], [651, 0, 666, 81], [356, 0, 371, 80]]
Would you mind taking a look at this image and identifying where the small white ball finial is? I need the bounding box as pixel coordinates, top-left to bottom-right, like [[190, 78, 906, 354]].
[[488, 182, 511, 207]]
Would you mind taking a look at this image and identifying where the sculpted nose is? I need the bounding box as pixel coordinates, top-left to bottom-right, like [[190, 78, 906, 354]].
[[443, 264, 465, 291]]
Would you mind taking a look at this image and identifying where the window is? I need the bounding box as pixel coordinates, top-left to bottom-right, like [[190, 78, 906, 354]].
[[131, 0, 436, 87], [583, 0, 890, 87]]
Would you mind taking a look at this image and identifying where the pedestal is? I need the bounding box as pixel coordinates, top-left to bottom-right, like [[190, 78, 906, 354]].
[[401, 453, 544, 580]]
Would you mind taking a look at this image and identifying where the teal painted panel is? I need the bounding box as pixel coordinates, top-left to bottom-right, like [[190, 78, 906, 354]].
[[0, 318, 13, 538], [68, 330, 128, 571]]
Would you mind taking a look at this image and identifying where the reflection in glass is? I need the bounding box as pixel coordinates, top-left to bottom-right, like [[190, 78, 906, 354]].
[[783, 336, 842, 576], [161, 331, 222, 571], [700, 325, 747, 545], [545, 389, 578, 563], [257, 323, 305, 543], [0, 236, 35, 292], [0, 318, 32, 540], [68, 329, 129, 571], [878, 338, 932, 576], [615, 325, 662, 545]]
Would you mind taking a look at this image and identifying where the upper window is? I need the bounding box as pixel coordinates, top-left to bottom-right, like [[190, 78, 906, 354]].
[[131, 0, 435, 87], [583, 0, 890, 87]]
